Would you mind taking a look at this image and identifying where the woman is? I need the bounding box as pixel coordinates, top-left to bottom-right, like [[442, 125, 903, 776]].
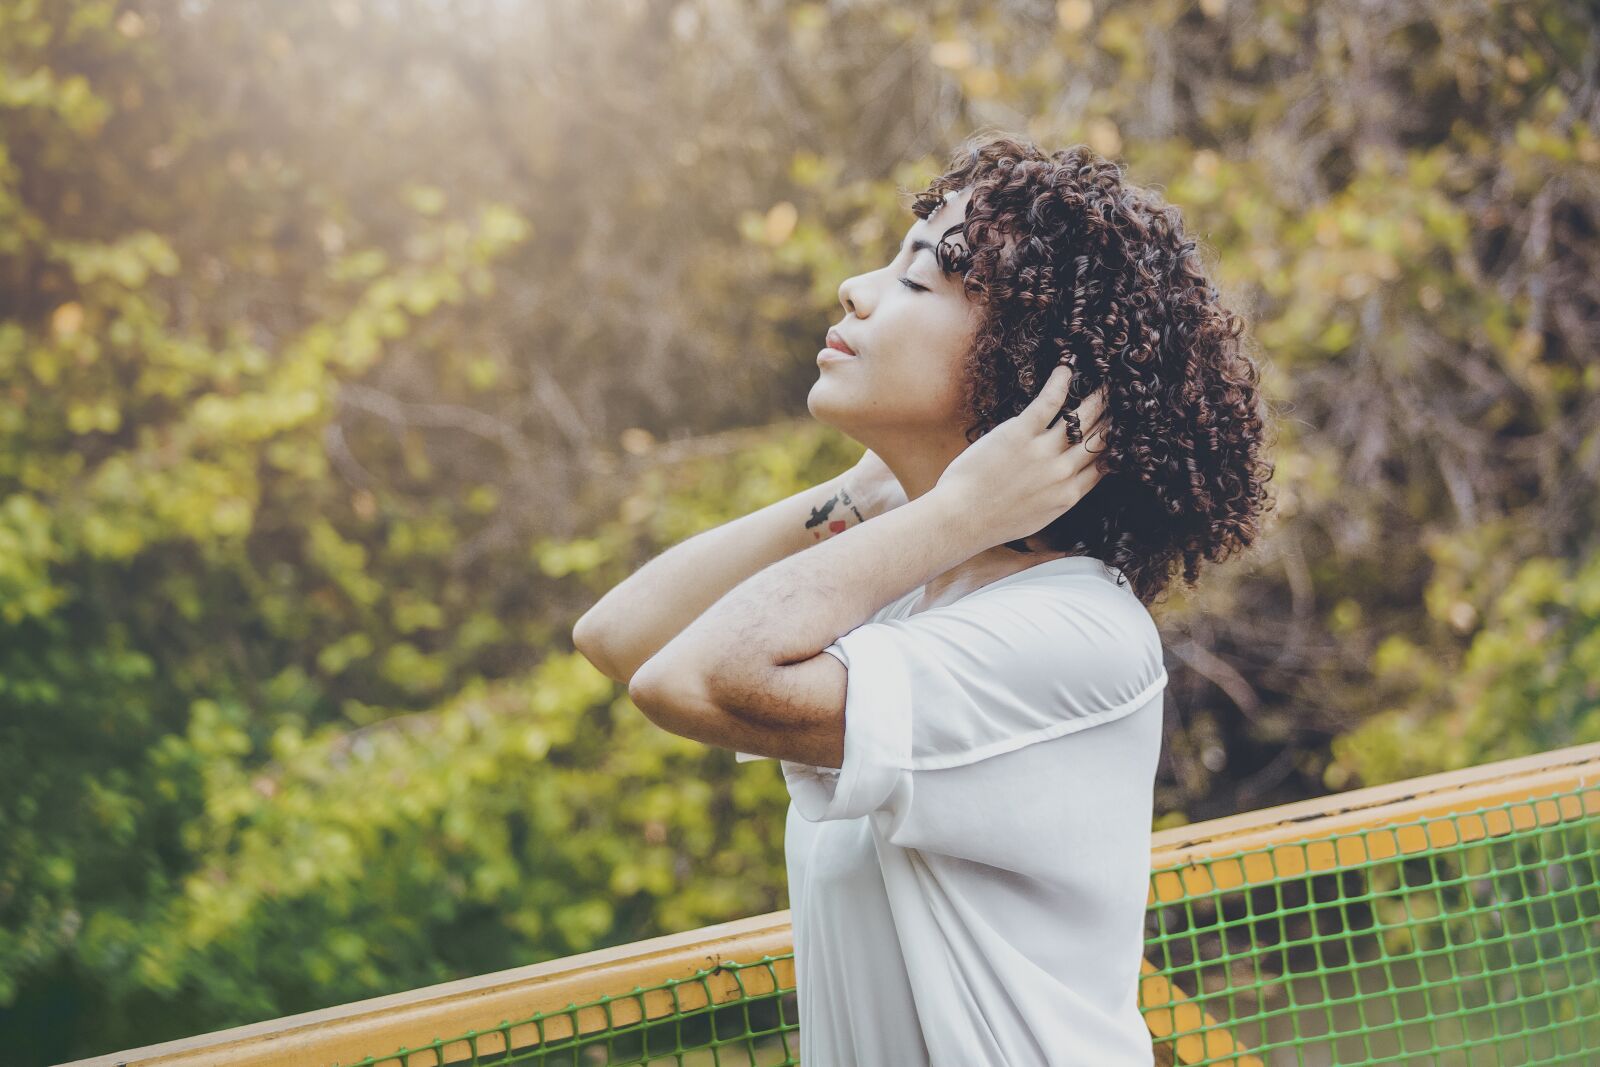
[[574, 133, 1274, 1066]]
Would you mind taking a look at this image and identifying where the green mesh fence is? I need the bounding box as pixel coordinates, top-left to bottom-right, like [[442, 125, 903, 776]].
[[341, 782, 1600, 1067], [1144, 784, 1600, 1067]]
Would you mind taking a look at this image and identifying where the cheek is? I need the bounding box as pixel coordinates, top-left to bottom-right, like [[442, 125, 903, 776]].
[[886, 294, 975, 364], [811, 292, 978, 424], [812, 350, 956, 425], [876, 314, 972, 416], [914, 302, 978, 384]]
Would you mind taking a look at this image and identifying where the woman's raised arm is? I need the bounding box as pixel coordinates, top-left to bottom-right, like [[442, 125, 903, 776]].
[[571, 452, 903, 686]]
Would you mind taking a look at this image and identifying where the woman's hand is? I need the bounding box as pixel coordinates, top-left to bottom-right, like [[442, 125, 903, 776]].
[[934, 363, 1110, 550], [842, 447, 908, 518]]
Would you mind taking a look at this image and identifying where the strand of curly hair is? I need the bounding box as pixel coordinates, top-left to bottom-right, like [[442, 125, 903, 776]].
[[910, 133, 1278, 606]]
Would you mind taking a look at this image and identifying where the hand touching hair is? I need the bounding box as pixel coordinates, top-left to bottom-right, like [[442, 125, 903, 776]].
[[913, 133, 1278, 606]]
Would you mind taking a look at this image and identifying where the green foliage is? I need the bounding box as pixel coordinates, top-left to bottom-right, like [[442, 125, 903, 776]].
[[1333, 545, 1600, 785], [1, 0, 1597, 1061]]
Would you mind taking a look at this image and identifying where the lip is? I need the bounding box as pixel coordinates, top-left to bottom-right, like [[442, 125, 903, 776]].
[[817, 347, 857, 366], [824, 328, 859, 357]]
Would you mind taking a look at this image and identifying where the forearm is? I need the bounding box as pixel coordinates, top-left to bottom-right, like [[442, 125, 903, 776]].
[[638, 487, 989, 701], [573, 469, 885, 684], [637, 364, 1101, 718]]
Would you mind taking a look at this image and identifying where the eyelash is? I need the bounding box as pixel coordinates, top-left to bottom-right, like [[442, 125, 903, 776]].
[[898, 277, 929, 292]]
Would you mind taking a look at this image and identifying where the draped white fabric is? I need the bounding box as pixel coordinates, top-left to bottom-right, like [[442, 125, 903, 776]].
[[770, 555, 1167, 1066]]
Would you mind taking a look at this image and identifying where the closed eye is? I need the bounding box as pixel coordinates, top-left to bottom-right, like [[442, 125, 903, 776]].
[[898, 277, 929, 292]]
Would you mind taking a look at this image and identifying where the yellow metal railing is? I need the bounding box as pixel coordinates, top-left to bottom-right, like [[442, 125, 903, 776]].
[[62, 741, 1600, 1067]]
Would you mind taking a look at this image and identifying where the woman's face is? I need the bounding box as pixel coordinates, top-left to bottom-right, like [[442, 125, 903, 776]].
[[807, 186, 981, 440]]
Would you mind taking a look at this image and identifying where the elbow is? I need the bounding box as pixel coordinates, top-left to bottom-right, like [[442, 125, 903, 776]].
[[627, 658, 680, 729], [572, 604, 605, 653], [628, 656, 719, 732], [574, 608, 661, 689], [625, 657, 662, 715], [571, 611, 601, 662], [573, 611, 623, 682]]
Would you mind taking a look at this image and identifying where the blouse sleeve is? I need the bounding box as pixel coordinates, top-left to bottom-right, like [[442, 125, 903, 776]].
[[781, 580, 1167, 825], [733, 590, 917, 764]]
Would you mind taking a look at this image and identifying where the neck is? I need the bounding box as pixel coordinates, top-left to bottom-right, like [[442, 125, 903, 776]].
[[869, 429, 966, 503], [868, 431, 1070, 602]]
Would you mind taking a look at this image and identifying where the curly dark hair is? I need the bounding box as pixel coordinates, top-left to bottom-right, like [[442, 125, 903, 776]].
[[909, 132, 1278, 607]]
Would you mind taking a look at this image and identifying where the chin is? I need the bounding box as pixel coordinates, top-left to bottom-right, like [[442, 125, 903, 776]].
[[807, 382, 874, 438], [805, 380, 846, 429]]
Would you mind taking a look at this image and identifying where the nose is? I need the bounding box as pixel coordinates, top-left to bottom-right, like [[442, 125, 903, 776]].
[[838, 270, 873, 319]]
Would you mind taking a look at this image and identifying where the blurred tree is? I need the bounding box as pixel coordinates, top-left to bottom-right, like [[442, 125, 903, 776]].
[[1, 0, 1597, 1060]]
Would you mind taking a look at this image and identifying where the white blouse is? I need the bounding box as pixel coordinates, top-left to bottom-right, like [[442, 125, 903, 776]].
[[737, 554, 1168, 1066]]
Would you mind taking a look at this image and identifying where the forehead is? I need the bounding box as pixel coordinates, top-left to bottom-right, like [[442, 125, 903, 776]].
[[908, 186, 972, 244]]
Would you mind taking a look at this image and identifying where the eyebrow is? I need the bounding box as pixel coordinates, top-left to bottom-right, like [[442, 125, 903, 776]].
[[901, 223, 964, 266]]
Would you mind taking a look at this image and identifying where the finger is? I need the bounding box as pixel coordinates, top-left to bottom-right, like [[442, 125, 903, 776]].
[[1053, 395, 1108, 449], [1081, 406, 1107, 444], [1071, 418, 1112, 472], [1077, 386, 1109, 428], [1032, 363, 1076, 430], [1060, 411, 1109, 466], [1045, 379, 1108, 436], [1065, 386, 1108, 437], [1065, 453, 1108, 501], [1081, 415, 1110, 456]]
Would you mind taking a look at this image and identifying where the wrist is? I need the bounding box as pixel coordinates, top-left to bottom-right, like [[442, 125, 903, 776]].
[[915, 485, 997, 557], [838, 474, 891, 521], [801, 476, 874, 545]]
